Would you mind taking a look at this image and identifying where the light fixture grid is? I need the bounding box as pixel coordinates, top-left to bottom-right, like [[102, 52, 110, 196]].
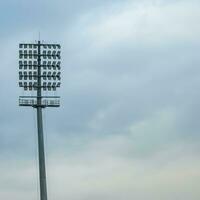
[[19, 41, 61, 107]]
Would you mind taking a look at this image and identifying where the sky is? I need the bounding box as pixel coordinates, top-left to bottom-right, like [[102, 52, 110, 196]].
[[0, 0, 200, 199]]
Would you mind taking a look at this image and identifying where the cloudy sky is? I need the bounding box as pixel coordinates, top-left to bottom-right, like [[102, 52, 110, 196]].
[[0, 0, 200, 199]]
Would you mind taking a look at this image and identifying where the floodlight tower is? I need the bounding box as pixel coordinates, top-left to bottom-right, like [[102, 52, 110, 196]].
[[18, 41, 61, 200]]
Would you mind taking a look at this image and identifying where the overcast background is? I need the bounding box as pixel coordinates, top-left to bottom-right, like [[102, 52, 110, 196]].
[[0, 0, 200, 200]]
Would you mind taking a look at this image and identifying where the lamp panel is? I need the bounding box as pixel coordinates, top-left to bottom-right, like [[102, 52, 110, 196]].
[[19, 42, 61, 92], [19, 44, 38, 49]]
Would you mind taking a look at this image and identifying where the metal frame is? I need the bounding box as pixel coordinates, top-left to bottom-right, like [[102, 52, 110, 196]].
[[19, 41, 61, 107], [18, 41, 61, 200]]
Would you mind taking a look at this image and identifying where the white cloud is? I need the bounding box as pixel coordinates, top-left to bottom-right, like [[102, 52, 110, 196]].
[[83, 0, 200, 48], [1, 136, 199, 200]]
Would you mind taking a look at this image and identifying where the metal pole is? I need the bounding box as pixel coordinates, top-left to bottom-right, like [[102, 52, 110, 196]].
[[37, 40, 48, 200]]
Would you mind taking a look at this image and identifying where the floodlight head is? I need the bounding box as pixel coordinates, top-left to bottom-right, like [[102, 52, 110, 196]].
[[19, 41, 61, 107]]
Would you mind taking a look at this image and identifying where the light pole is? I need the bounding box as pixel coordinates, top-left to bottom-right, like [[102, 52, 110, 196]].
[[18, 41, 61, 200]]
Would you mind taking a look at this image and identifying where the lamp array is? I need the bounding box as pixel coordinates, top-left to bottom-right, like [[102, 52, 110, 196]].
[[19, 69, 61, 90], [19, 43, 61, 92], [19, 71, 61, 80], [19, 60, 61, 70], [19, 43, 61, 59], [19, 43, 61, 49], [19, 82, 61, 91]]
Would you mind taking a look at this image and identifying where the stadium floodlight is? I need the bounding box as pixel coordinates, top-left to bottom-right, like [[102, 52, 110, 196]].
[[18, 40, 61, 200]]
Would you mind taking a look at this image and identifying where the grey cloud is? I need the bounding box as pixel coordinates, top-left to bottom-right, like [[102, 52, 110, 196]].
[[0, 0, 200, 199], [0, 0, 125, 39]]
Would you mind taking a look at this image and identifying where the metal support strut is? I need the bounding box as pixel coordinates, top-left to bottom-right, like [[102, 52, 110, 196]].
[[37, 40, 48, 200], [37, 106, 48, 200]]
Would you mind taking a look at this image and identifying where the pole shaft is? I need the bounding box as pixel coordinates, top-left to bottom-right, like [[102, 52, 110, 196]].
[[37, 41, 48, 200], [37, 107, 48, 200]]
